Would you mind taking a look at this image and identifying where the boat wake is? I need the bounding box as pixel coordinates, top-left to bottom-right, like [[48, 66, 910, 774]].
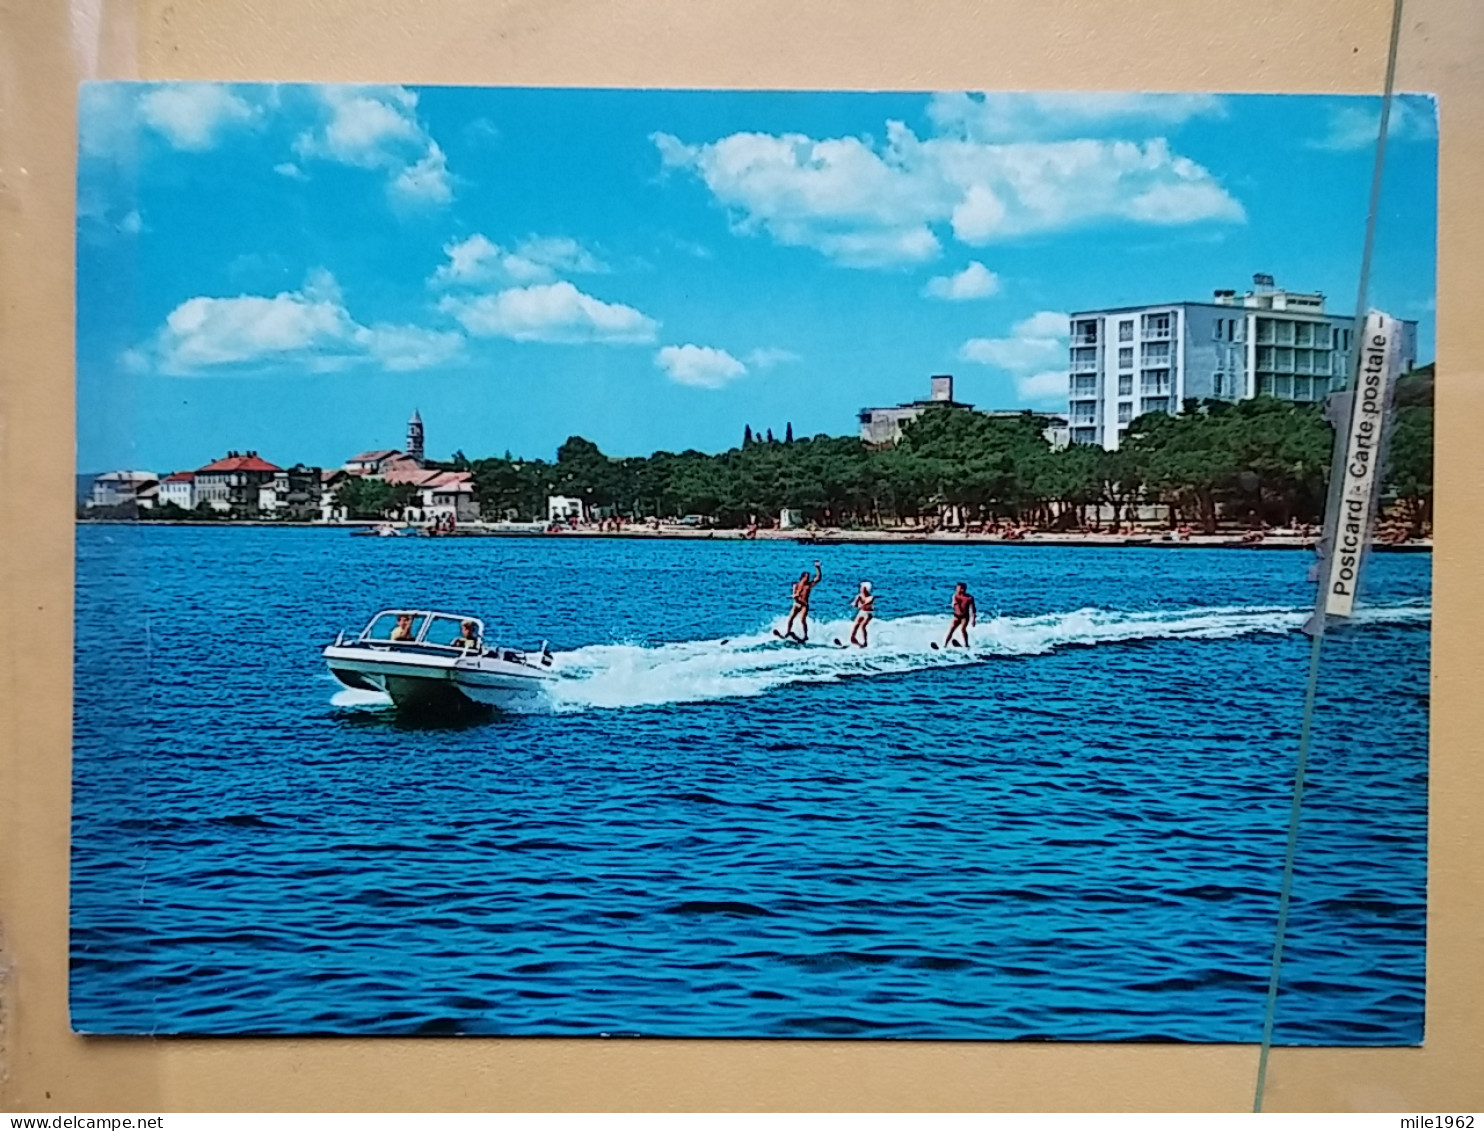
[[329, 601, 1429, 716], [538, 600, 1431, 713]]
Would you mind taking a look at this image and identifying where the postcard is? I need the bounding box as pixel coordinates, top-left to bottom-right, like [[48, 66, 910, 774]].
[[72, 83, 1435, 1040]]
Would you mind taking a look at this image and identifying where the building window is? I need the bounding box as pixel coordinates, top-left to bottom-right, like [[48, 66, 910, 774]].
[[1295, 322, 1313, 347], [1141, 312, 1172, 339], [1071, 375, 1096, 396], [1117, 400, 1133, 423], [1214, 372, 1224, 397], [1141, 341, 1171, 364], [1071, 346, 1098, 371], [1256, 319, 1274, 345], [1140, 368, 1171, 396], [1140, 396, 1170, 416], [1275, 320, 1295, 346], [1072, 319, 1098, 346], [1117, 373, 1133, 396], [1118, 320, 1134, 342], [1118, 346, 1133, 368]]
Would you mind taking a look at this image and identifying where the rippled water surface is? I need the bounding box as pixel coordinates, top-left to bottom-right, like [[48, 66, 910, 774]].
[[71, 526, 1429, 1041]]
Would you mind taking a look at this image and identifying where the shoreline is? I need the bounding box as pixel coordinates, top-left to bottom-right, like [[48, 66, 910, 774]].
[[73, 518, 1433, 552]]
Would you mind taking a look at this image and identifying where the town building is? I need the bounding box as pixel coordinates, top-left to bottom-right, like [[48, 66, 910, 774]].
[[158, 471, 195, 510], [256, 464, 326, 519], [383, 464, 481, 523], [1067, 275, 1420, 450], [88, 471, 158, 509], [859, 374, 1070, 450], [195, 451, 282, 512]]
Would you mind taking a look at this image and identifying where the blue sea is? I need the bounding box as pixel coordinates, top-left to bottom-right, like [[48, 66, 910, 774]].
[[70, 525, 1430, 1042]]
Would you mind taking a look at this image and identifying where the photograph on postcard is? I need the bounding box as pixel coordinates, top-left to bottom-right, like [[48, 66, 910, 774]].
[[71, 84, 1434, 1040]]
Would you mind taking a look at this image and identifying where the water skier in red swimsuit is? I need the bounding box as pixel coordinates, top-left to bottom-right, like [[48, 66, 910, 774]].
[[944, 582, 977, 649], [779, 560, 822, 642], [848, 581, 875, 647]]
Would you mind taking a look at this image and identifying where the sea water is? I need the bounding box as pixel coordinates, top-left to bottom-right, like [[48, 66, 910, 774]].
[[70, 526, 1430, 1041]]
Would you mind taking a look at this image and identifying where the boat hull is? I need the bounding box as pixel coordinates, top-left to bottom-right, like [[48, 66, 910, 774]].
[[324, 643, 554, 715]]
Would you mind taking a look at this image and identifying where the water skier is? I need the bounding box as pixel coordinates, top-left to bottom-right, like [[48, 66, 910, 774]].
[[848, 581, 875, 647], [944, 582, 977, 649], [778, 560, 822, 642]]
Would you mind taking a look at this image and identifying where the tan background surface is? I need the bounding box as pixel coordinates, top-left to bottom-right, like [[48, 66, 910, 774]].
[[2, 0, 1480, 1112]]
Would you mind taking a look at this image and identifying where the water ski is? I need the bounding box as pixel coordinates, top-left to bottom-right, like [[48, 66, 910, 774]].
[[930, 642, 940, 651], [772, 628, 805, 644]]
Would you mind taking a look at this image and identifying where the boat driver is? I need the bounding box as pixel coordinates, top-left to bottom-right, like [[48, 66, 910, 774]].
[[452, 620, 481, 651], [390, 613, 415, 641]]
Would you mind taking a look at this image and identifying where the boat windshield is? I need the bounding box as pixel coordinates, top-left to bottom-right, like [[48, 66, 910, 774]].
[[423, 614, 484, 651], [362, 611, 428, 643]]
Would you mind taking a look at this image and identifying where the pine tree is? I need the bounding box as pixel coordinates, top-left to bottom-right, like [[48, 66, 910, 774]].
[[766, 428, 775, 443], [743, 425, 754, 447], [785, 422, 794, 444]]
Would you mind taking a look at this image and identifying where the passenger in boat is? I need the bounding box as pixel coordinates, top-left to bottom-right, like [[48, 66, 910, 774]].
[[390, 613, 415, 642], [451, 620, 480, 651], [849, 581, 875, 647], [944, 583, 977, 649], [782, 560, 823, 641]]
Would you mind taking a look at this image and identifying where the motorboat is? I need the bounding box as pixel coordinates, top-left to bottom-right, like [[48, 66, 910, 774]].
[[324, 609, 557, 714], [350, 523, 407, 538]]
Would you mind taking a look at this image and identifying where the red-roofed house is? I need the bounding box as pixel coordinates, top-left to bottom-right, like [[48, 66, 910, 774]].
[[343, 449, 405, 476], [382, 465, 481, 522], [196, 450, 282, 512], [158, 471, 196, 510]]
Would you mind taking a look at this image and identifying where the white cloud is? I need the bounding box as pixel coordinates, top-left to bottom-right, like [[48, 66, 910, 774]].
[[928, 92, 1225, 142], [137, 84, 257, 150], [655, 117, 1242, 267], [440, 281, 657, 345], [1016, 370, 1070, 402], [1309, 94, 1438, 152], [1012, 310, 1070, 338], [960, 310, 1069, 375], [119, 210, 143, 235], [273, 162, 308, 180], [294, 85, 453, 206], [654, 126, 946, 268], [135, 268, 461, 375], [746, 347, 800, 369], [431, 233, 607, 288], [924, 260, 1000, 300], [80, 82, 260, 159], [656, 344, 747, 388]]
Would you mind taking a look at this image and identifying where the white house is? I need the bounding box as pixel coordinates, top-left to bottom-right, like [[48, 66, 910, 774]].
[[548, 495, 586, 524], [158, 471, 195, 510], [88, 471, 158, 509]]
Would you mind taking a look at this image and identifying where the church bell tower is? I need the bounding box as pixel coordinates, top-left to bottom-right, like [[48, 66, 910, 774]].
[[407, 408, 425, 465]]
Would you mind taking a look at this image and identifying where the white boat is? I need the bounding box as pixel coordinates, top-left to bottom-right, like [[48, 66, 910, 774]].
[[324, 609, 557, 714]]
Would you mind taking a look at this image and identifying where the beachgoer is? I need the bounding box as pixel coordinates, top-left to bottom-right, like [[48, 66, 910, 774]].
[[849, 581, 875, 647], [451, 620, 480, 651], [783, 560, 823, 641], [944, 583, 977, 649], [390, 613, 415, 642]]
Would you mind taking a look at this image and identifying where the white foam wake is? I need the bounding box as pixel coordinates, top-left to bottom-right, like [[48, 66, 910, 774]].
[[541, 601, 1431, 713]]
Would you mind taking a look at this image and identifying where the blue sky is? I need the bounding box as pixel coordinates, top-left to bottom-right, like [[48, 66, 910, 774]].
[[76, 85, 1437, 473]]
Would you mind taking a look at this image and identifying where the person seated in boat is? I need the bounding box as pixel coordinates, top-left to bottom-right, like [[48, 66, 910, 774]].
[[390, 613, 415, 641], [451, 620, 480, 651]]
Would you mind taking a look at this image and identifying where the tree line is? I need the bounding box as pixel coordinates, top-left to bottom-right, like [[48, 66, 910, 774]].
[[446, 368, 1434, 536]]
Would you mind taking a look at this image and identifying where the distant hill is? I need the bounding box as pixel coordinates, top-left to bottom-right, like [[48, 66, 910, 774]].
[[1395, 362, 1434, 407]]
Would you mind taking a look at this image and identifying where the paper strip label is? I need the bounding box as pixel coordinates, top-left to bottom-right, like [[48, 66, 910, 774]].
[[1324, 312, 1402, 617]]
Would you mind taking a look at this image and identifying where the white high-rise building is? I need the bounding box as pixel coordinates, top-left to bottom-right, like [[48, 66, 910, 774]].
[[1067, 275, 1418, 450]]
